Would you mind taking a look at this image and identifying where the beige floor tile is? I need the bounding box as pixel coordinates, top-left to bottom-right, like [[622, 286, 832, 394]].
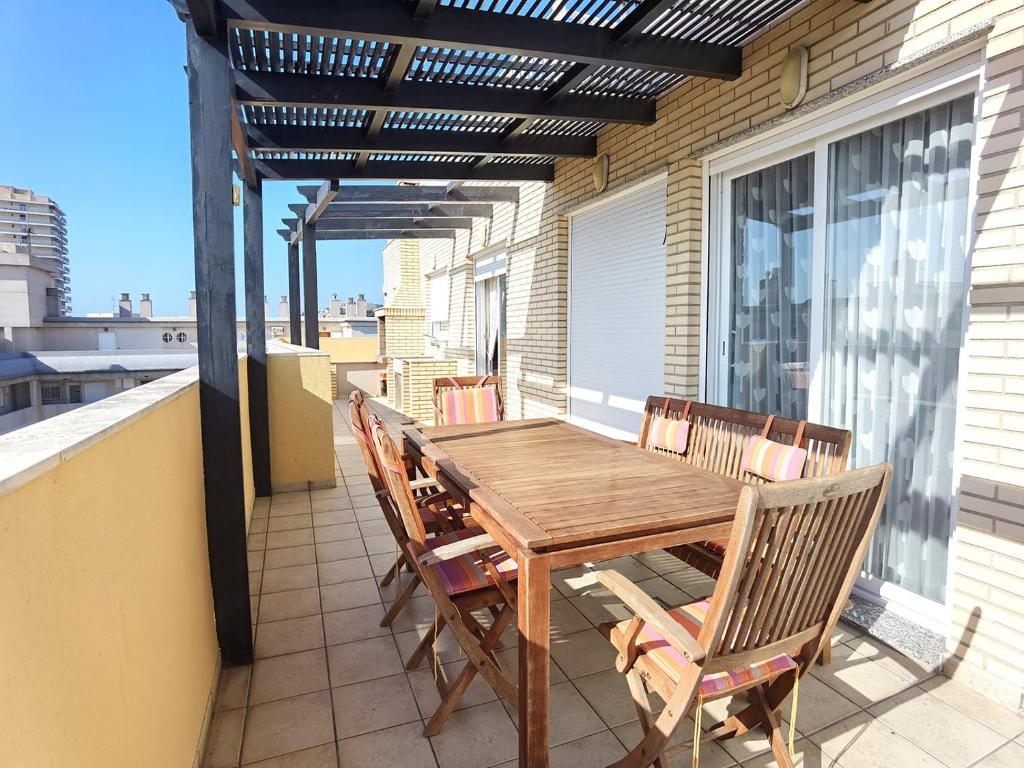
[[310, 486, 351, 501], [918, 676, 1024, 739], [216, 666, 251, 712], [493, 645, 568, 685], [740, 738, 823, 767], [249, 649, 329, 705], [700, 697, 797, 763], [662, 567, 718, 599], [314, 523, 362, 544], [550, 628, 617, 679], [312, 509, 357, 527], [407, 658, 499, 716], [267, 529, 315, 550], [337, 721, 437, 768], [782, 673, 860, 735], [264, 545, 316, 570], [270, 500, 312, 518], [395, 626, 467, 669], [314, 539, 367, 563], [832, 619, 864, 645], [573, 667, 657, 728], [250, 570, 263, 597], [350, 494, 378, 509], [252, 501, 271, 520], [429, 700, 520, 768], [249, 549, 265, 573], [320, 578, 382, 613], [569, 576, 690, 627], [241, 690, 335, 764], [370, 551, 402, 577], [243, 743, 337, 767], [613, 718, 736, 767], [868, 686, 1006, 767], [261, 565, 319, 595], [379, 574, 426, 604], [389, 594, 442, 634], [255, 615, 325, 659], [809, 710, 946, 768], [551, 565, 601, 598], [324, 604, 390, 645], [318, 556, 374, 586], [327, 635, 405, 686], [250, 517, 269, 535], [974, 740, 1024, 767], [842, 636, 938, 682], [504, 681, 606, 747], [311, 496, 354, 513], [363, 532, 399, 555], [491, 730, 628, 768], [258, 587, 322, 624], [203, 707, 245, 768], [268, 514, 312, 533], [358, 519, 393, 538], [355, 506, 385, 522], [332, 673, 421, 739], [809, 642, 916, 707], [249, 532, 268, 552], [634, 549, 694, 575]]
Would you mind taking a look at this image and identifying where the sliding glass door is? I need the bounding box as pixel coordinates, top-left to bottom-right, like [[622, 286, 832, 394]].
[[710, 91, 976, 612]]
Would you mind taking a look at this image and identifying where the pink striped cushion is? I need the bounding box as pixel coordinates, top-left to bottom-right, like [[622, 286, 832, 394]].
[[740, 436, 807, 481], [646, 415, 690, 454], [441, 387, 500, 425], [617, 600, 798, 697], [412, 528, 517, 596]]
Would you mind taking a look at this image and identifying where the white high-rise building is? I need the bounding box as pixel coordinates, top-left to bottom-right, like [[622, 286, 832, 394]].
[[0, 185, 71, 315]]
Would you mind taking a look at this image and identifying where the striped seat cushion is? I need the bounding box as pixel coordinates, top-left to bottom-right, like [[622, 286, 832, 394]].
[[615, 600, 798, 697], [412, 528, 517, 596], [740, 436, 807, 482], [702, 538, 729, 555], [441, 387, 500, 425], [646, 416, 690, 454]]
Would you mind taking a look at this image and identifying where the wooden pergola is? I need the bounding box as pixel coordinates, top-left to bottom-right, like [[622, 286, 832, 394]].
[[168, 0, 815, 761]]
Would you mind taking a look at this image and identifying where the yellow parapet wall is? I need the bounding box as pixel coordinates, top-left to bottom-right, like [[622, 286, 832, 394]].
[[267, 342, 336, 492], [318, 335, 379, 364], [0, 370, 220, 768]]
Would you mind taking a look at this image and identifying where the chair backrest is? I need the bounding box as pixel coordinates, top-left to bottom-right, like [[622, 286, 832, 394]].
[[764, 415, 852, 479], [637, 396, 692, 459], [433, 376, 504, 426], [698, 463, 892, 672], [682, 402, 769, 479], [368, 412, 431, 551], [347, 391, 385, 495]]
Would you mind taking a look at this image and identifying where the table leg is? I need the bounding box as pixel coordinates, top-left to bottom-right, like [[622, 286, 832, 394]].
[[517, 551, 550, 768]]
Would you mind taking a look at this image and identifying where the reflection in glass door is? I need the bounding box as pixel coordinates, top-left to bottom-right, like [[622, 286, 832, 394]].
[[822, 94, 974, 602], [727, 154, 814, 420]]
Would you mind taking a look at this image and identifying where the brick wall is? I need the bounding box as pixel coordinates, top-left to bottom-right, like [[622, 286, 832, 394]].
[[403, 0, 1024, 706]]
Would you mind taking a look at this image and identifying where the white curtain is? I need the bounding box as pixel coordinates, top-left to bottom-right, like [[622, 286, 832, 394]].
[[475, 275, 505, 375], [822, 94, 974, 602], [729, 154, 814, 419]]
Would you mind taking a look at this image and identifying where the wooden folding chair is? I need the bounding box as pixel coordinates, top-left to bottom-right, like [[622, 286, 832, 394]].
[[368, 412, 520, 736], [347, 391, 467, 627], [432, 375, 504, 425], [598, 463, 892, 768]]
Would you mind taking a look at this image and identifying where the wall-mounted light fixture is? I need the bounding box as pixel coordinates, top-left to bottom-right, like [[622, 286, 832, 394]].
[[780, 46, 809, 109]]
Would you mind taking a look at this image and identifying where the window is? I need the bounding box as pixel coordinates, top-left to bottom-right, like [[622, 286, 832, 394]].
[[68, 384, 82, 404], [475, 274, 506, 376], [427, 271, 451, 344], [708, 84, 977, 613], [176, 332, 188, 343], [162, 332, 173, 343], [41, 384, 63, 404]]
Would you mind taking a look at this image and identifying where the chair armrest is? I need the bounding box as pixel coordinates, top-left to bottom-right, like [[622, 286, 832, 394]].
[[415, 490, 451, 509], [417, 534, 498, 566], [409, 478, 439, 491], [597, 569, 706, 664]]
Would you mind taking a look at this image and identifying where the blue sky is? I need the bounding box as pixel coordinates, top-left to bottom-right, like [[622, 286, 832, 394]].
[[0, 1, 386, 317]]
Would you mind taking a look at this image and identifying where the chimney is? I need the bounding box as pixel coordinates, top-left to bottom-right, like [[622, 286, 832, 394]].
[[188, 290, 197, 318], [278, 295, 288, 317], [139, 293, 153, 318], [329, 293, 342, 318], [264, 295, 269, 319], [346, 296, 358, 317], [45, 287, 59, 317], [356, 293, 368, 318], [118, 292, 132, 317]]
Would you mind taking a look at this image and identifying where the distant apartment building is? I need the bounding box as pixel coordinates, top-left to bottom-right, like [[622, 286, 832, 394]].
[[0, 185, 70, 315]]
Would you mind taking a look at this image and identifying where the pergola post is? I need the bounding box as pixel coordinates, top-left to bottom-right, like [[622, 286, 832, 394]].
[[243, 178, 272, 497], [288, 240, 301, 345], [302, 220, 319, 349], [185, 18, 253, 666]]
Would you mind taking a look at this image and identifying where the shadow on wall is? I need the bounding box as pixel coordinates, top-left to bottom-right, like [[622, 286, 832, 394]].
[[267, 351, 335, 493]]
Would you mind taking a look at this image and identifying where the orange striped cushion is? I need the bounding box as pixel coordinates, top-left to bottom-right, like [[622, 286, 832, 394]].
[[646, 416, 690, 454], [441, 387, 500, 425], [617, 600, 798, 697], [740, 436, 807, 481], [412, 528, 517, 596]]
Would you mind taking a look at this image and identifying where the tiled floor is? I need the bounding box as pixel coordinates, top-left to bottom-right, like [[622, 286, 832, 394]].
[[204, 400, 1024, 768]]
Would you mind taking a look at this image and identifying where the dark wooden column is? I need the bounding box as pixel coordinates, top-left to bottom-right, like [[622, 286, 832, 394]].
[[185, 18, 253, 666], [302, 220, 319, 349], [288, 239, 301, 345], [243, 179, 272, 497]]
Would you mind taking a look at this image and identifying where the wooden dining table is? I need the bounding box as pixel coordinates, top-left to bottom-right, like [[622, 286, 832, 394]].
[[402, 418, 745, 768]]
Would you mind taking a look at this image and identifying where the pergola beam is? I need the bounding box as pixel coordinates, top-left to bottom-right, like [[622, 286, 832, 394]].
[[247, 125, 596, 158], [314, 229, 458, 240], [219, 0, 742, 79], [288, 202, 494, 219], [283, 217, 474, 231], [302, 179, 339, 225], [255, 158, 553, 182], [236, 71, 655, 125], [296, 185, 519, 204]]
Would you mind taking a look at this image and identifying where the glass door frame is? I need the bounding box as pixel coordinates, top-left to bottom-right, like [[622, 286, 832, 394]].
[[699, 55, 984, 634]]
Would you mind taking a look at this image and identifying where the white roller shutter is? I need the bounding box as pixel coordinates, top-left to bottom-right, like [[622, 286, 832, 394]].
[[568, 178, 667, 440]]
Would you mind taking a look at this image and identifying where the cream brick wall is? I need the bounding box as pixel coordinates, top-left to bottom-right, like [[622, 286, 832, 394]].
[[399, 0, 1024, 706]]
